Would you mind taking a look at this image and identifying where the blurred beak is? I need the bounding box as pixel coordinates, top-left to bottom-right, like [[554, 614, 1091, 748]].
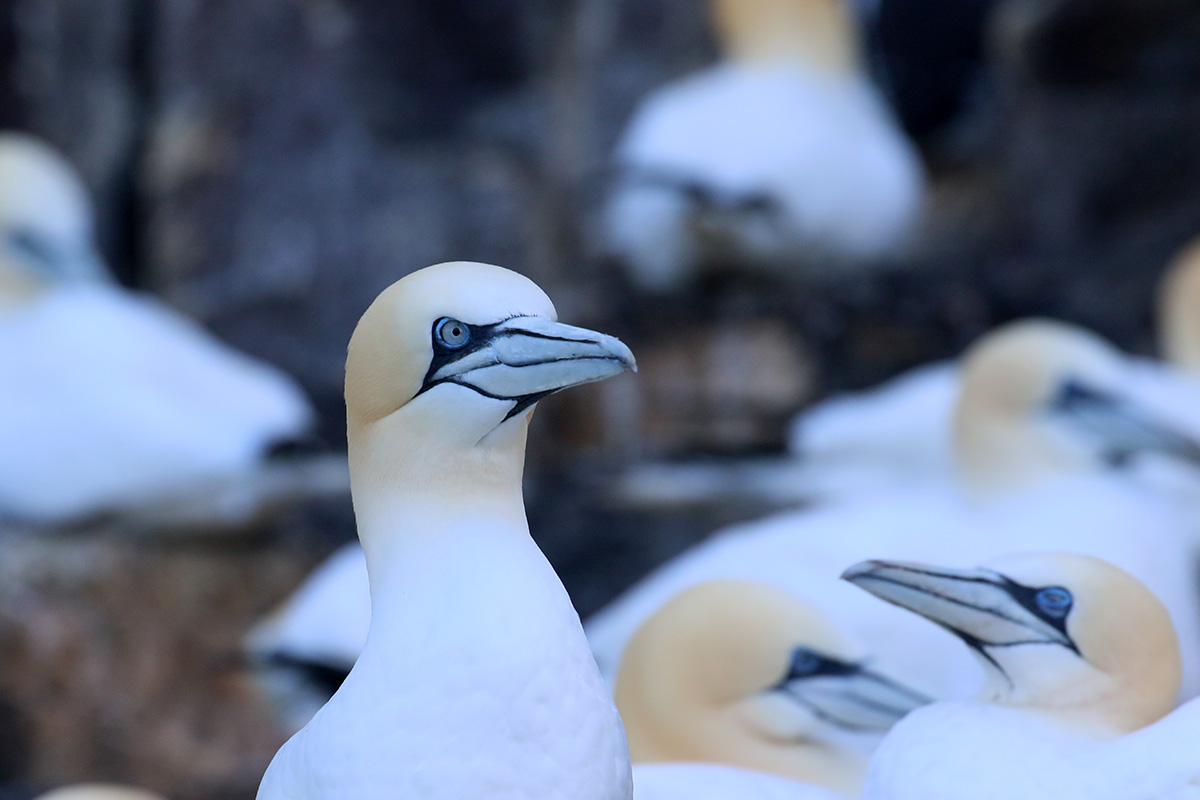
[[1052, 380, 1200, 466], [842, 560, 1076, 654], [776, 657, 930, 731], [426, 316, 636, 416]]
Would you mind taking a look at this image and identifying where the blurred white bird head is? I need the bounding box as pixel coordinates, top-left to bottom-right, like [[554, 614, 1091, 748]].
[[844, 552, 1181, 735], [0, 133, 108, 309], [953, 318, 1200, 497]]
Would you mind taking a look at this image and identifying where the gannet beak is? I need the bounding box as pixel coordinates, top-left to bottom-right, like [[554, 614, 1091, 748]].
[[422, 315, 636, 416], [842, 560, 1078, 656], [4, 225, 107, 283], [1051, 379, 1200, 466], [773, 647, 930, 731]]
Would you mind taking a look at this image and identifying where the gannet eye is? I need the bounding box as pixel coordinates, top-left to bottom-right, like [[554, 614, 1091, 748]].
[[788, 647, 823, 676], [5, 226, 57, 270], [1035, 586, 1073, 619], [434, 317, 470, 349]]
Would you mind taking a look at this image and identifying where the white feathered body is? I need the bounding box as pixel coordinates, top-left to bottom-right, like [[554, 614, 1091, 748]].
[[606, 63, 923, 290], [257, 516, 632, 800], [863, 699, 1200, 800], [0, 285, 311, 520], [586, 477, 1200, 701], [633, 762, 844, 800]]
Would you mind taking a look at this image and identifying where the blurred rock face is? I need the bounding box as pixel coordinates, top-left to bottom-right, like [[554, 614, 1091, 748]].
[[0, 529, 323, 800]]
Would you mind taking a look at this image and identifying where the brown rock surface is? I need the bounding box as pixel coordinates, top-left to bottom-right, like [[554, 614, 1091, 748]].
[[0, 527, 329, 800]]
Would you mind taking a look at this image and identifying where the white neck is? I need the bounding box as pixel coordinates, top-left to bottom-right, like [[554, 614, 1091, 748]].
[[348, 408, 528, 588]]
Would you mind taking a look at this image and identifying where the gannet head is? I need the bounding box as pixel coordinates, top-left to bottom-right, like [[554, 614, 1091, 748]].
[[953, 319, 1200, 497], [710, 0, 861, 74], [614, 580, 928, 794], [844, 553, 1181, 735], [1158, 235, 1200, 375], [0, 133, 107, 309], [34, 786, 170, 800], [345, 261, 635, 531]]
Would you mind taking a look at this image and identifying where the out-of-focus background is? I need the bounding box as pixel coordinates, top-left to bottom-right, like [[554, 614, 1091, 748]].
[[1, 0, 1200, 797]]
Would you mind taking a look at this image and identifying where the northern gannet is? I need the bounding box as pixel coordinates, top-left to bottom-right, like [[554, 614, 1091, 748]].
[[34, 786, 169, 800], [255, 261, 636, 800], [844, 553, 1200, 799], [585, 319, 1200, 701], [789, 253, 1200, 502], [616, 580, 927, 797], [0, 132, 313, 522], [605, 0, 924, 291]]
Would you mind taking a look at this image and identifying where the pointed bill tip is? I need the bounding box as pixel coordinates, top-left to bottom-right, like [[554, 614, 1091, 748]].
[[840, 559, 890, 583]]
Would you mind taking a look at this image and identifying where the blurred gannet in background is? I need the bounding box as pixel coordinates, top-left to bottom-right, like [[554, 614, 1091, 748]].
[[35, 786, 169, 800], [586, 320, 1200, 701], [0, 133, 314, 523], [605, 0, 924, 291], [256, 262, 636, 799], [845, 554, 1200, 799], [615, 580, 928, 797], [790, 247, 1200, 502], [245, 541, 368, 733]]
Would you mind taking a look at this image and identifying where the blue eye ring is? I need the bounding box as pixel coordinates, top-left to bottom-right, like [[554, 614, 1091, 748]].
[[434, 317, 470, 349], [1035, 586, 1073, 619]]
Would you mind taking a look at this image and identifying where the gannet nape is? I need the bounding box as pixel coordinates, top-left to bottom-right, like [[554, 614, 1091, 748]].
[[1159, 234, 1200, 375], [710, 0, 862, 72], [615, 580, 928, 797], [844, 553, 1200, 799], [256, 261, 635, 800]]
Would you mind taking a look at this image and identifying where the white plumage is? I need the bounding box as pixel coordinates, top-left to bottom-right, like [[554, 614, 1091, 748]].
[[606, 0, 923, 291], [0, 285, 312, 519], [247, 542, 369, 675], [865, 699, 1200, 800], [633, 762, 845, 800], [256, 261, 637, 800]]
